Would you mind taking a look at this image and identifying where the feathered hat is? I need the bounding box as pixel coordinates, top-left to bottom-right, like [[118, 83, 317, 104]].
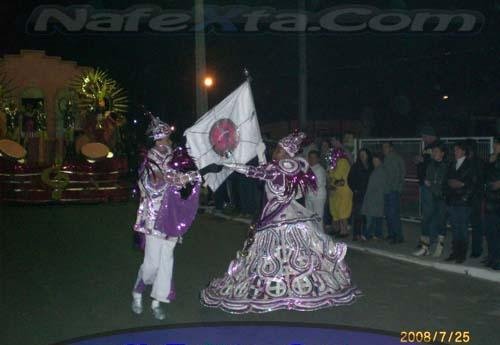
[[146, 113, 174, 141], [278, 131, 306, 157], [326, 147, 347, 170]]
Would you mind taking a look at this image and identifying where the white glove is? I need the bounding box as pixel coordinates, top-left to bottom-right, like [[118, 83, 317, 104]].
[[223, 162, 238, 169], [257, 141, 267, 164]]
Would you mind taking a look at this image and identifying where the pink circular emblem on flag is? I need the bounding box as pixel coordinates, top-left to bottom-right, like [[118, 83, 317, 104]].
[[209, 118, 239, 157]]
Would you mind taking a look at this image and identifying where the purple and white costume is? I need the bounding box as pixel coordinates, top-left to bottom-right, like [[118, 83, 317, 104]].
[[201, 133, 361, 313], [132, 117, 200, 304], [133, 146, 200, 240]]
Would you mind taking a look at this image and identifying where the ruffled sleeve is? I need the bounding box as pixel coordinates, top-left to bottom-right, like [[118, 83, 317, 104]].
[[224, 162, 280, 181]]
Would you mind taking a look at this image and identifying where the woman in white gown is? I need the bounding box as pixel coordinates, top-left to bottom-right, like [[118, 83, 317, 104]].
[[201, 132, 361, 313]]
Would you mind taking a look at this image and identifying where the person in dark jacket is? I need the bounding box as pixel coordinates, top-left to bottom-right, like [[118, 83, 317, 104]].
[[444, 141, 475, 264], [413, 142, 448, 257], [348, 148, 373, 241], [382, 141, 406, 244], [415, 126, 440, 186], [361, 153, 387, 239], [320, 139, 333, 231], [465, 139, 486, 258], [483, 137, 500, 270]]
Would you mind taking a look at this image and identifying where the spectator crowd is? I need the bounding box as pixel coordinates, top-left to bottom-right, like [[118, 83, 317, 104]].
[[207, 129, 500, 271]]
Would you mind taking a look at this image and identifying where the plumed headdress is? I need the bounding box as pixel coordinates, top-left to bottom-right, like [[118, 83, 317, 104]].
[[146, 114, 174, 141], [278, 131, 306, 157]]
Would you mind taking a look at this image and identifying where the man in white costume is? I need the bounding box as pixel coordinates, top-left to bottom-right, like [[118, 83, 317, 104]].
[[131, 116, 201, 320]]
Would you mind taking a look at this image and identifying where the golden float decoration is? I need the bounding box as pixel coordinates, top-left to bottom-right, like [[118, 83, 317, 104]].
[[0, 69, 18, 138], [0, 139, 26, 160], [41, 165, 70, 200], [70, 68, 128, 128], [81, 142, 112, 163]]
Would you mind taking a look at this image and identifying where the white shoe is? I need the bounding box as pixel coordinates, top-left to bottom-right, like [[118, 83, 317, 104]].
[[413, 245, 430, 257], [131, 293, 143, 315], [433, 237, 445, 258], [151, 301, 166, 320]]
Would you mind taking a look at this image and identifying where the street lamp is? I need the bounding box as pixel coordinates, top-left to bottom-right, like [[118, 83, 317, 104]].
[[204, 76, 214, 88]]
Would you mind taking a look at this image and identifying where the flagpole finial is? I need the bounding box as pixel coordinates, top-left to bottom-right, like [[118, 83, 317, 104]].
[[243, 68, 252, 82]]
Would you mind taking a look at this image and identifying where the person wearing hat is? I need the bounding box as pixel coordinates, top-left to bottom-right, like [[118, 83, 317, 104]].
[[200, 131, 360, 313], [131, 116, 210, 320]]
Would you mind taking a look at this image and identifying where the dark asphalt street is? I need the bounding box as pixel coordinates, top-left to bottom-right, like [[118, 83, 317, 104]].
[[2, 203, 499, 345]]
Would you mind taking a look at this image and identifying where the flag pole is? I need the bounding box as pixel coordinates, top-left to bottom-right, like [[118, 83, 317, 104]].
[[242, 68, 265, 164]]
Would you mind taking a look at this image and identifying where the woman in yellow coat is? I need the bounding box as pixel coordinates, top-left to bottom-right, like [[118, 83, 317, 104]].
[[328, 149, 353, 237]]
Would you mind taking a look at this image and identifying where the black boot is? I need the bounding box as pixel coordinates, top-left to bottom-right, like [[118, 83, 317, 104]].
[[445, 241, 457, 262], [480, 256, 490, 264], [481, 256, 493, 266], [455, 241, 467, 264]]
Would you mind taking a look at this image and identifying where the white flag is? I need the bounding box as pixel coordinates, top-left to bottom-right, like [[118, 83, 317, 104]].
[[184, 81, 265, 191]]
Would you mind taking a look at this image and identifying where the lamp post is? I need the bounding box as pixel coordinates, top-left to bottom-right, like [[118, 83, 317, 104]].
[[298, 0, 307, 128], [203, 75, 214, 108], [195, 0, 208, 118]]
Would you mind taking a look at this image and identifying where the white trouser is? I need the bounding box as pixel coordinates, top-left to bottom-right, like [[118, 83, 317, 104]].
[[133, 234, 177, 303], [305, 196, 326, 227]]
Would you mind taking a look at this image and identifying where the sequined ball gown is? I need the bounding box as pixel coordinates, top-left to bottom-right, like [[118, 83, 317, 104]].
[[200, 157, 361, 313]]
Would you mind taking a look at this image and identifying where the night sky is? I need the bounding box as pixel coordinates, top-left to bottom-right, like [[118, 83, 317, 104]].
[[1, 0, 500, 137]]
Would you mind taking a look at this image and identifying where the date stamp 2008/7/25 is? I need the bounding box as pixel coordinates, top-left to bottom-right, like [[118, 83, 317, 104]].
[[400, 330, 471, 344]]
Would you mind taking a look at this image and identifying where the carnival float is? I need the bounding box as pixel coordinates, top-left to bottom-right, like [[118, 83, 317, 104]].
[[0, 50, 130, 203]]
